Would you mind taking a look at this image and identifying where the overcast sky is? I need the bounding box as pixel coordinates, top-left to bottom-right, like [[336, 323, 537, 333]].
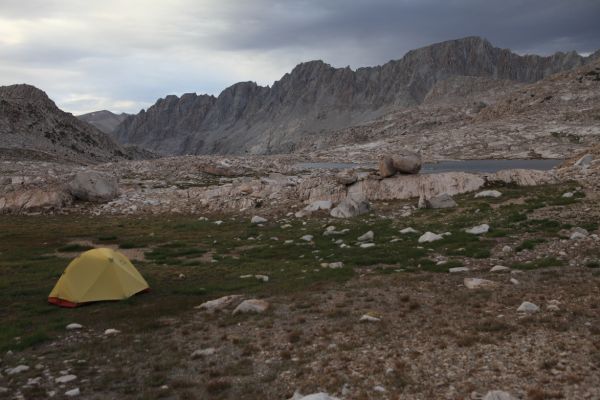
[[1, 0, 598, 115]]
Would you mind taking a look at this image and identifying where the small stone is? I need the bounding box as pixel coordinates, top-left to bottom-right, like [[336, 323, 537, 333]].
[[104, 328, 120, 335], [359, 314, 381, 322], [360, 243, 375, 249], [373, 385, 386, 392], [66, 323, 83, 330], [570, 228, 588, 240], [357, 231, 374, 242], [475, 190, 502, 198], [547, 304, 560, 312], [7, 365, 29, 375], [291, 393, 340, 400], [214, 220, 223, 225], [251, 216, 268, 224], [562, 192, 573, 198], [65, 388, 80, 397], [233, 299, 270, 314], [418, 232, 443, 243], [449, 267, 470, 273], [465, 224, 489, 235], [255, 274, 269, 282], [301, 235, 314, 242], [326, 262, 344, 269], [510, 278, 520, 285], [400, 227, 418, 234], [56, 374, 77, 384], [191, 348, 216, 358], [483, 390, 518, 400], [502, 245, 513, 253], [490, 265, 510, 273], [517, 301, 539, 313], [464, 278, 497, 289], [195, 295, 243, 313]]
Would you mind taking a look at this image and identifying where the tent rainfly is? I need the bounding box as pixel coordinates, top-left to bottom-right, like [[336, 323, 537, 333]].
[[48, 248, 149, 307]]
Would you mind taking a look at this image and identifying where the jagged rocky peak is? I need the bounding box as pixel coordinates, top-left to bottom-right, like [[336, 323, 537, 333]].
[[113, 36, 597, 156]]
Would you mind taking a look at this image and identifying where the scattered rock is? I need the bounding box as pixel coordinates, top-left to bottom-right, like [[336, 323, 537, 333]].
[[56, 374, 77, 384], [359, 314, 381, 322], [191, 348, 216, 358], [400, 227, 418, 234], [510, 278, 520, 285], [290, 393, 340, 400], [233, 299, 270, 314], [475, 190, 502, 198], [570, 227, 589, 240], [373, 385, 387, 393], [449, 267, 470, 273], [483, 390, 518, 400], [195, 295, 243, 313], [562, 192, 574, 198], [7, 365, 29, 375], [360, 243, 375, 249], [418, 232, 443, 243], [104, 328, 120, 335], [301, 235, 314, 242], [255, 274, 269, 282], [65, 388, 80, 397], [251, 215, 267, 224], [502, 245, 513, 253], [357, 231, 374, 242], [517, 301, 540, 313], [490, 265, 510, 273], [425, 193, 457, 209], [66, 323, 83, 330], [465, 224, 489, 234], [323, 262, 344, 269], [464, 278, 497, 289]]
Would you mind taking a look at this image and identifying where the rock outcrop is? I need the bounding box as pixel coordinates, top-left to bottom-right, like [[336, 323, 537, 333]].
[[114, 37, 594, 155]]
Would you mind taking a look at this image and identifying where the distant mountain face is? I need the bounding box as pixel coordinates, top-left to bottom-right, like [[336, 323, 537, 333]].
[[77, 110, 130, 134], [114, 36, 594, 155], [0, 84, 130, 164]]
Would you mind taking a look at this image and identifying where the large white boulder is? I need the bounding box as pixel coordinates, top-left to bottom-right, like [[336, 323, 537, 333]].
[[69, 171, 118, 202], [330, 195, 370, 218]]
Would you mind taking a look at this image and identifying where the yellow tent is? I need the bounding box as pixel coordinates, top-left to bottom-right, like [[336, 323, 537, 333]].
[[48, 248, 149, 307]]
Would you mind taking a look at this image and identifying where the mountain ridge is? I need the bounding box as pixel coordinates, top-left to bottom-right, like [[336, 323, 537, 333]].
[[110, 36, 596, 155]]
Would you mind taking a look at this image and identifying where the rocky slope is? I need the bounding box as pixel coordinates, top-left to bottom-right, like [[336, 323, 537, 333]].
[[114, 36, 594, 155], [77, 110, 130, 134], [0, 85, 131, 164]]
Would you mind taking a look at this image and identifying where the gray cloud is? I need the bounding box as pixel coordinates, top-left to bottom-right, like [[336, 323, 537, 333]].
[[0, 0, 598, 114]]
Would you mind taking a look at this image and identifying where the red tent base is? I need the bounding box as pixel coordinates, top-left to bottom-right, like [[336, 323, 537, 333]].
[[48, 297, 79, 308], [48, 288, 151, 308]]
